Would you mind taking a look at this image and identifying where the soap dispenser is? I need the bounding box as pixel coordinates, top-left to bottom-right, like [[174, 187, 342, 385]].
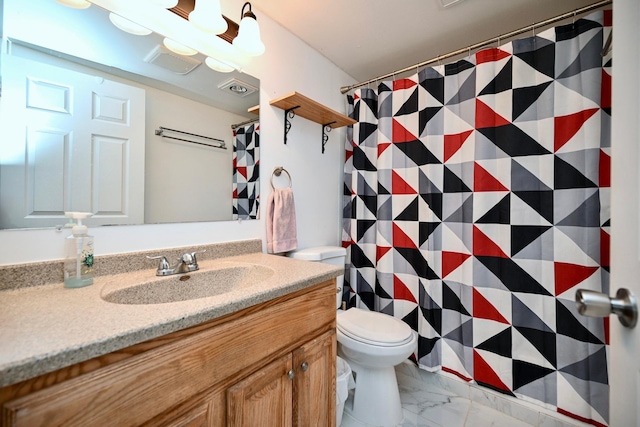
[[64, 212, 94, 288]]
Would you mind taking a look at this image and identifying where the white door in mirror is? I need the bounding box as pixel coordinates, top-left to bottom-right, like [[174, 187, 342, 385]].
[[0, 53, 145, 229]]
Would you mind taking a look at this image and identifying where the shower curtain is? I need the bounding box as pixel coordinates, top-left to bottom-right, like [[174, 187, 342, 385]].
[[343, 11, 611, 426], [232, 122, 260, 219]]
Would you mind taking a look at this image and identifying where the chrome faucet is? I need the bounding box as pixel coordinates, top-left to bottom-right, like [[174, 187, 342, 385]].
[[147, 250, 205, 276]]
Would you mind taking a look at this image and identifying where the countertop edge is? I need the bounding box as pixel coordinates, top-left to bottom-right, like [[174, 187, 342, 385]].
[[0, 259, 341, 388]]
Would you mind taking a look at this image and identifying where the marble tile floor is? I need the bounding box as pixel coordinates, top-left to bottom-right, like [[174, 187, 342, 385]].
[[339, 361, 591, 427]]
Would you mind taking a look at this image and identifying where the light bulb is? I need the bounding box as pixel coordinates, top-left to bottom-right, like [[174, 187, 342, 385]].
[[189, 0, 228, 35], [163, 38, 198, 56], [205, 57, 234, 73], [55, 0, 91, 9], [109, 13, 152, 36], [147, 0, 179, 7]]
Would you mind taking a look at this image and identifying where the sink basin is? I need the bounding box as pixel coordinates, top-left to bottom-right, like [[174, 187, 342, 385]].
[[101, 263, 275, 305]]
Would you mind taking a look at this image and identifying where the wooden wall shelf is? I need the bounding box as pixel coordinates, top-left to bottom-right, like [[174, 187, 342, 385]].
[[269, 92, 356, 153]]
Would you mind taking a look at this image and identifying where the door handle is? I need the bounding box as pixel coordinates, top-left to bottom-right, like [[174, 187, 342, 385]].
[[575, 288, 638, 328]]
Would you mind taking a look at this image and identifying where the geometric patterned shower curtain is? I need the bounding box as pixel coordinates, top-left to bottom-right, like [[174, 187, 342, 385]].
[[342, 11, 611, 426], [232, 122, 260, 219]]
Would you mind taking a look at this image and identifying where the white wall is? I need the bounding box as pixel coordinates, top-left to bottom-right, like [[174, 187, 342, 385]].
[[0, 0, 356, 264], [144, 88, 240, 224]]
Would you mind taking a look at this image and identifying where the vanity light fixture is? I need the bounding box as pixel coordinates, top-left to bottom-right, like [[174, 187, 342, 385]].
[[109, 13, 152, 36], [163, 38, 198, 56], [149, 0, 179, 7], [189, 0, 228, 35], [205, 57, 235, 73], [56, 0, 265, 73], [55, 0, 91, 9], [233, 2, 265, 56]]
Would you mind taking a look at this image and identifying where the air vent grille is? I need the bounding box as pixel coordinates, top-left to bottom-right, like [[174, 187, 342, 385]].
[[144, 45, 201, 75]]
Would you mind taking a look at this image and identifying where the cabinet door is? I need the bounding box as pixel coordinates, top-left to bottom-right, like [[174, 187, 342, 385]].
[[227, 354, 293, 427], [292, 330, 337, 427]]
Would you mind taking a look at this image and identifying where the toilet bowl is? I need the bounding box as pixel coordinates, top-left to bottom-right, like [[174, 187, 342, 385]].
[[288, 247, 418, 427]]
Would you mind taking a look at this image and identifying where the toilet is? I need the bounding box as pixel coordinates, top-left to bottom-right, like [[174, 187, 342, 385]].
[[288, 247, 418, 427]]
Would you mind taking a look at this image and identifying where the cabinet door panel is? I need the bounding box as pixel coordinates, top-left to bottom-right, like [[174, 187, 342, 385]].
[[227, 354, 293, 427], [292, 330, 336, 427]]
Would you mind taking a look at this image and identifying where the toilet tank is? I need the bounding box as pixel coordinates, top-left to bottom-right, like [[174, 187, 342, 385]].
[[287, 246, 346, 309]]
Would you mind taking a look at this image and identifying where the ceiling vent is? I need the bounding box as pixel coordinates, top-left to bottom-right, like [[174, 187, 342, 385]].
[[217, 78, 258, 97], [144, 45, 201, 75]]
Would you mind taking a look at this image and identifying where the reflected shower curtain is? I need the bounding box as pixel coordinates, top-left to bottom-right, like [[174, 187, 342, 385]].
[[233, 122, 260, 219], [342, 11, 611, 426]]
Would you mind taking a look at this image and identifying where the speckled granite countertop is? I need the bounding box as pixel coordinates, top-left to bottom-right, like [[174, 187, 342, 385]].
[[0, 248, 341, 388]]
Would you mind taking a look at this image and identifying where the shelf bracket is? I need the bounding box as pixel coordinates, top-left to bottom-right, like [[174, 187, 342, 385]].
[[321, 122, 336, 154], [284, 106, 300, 145]]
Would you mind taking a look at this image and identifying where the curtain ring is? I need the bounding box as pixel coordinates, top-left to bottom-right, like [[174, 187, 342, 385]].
[[532, 23, 536, 37], [467, 47, 471, 59]]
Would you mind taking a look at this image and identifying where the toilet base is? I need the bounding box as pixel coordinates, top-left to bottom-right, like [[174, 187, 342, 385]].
[[341, 357, 404, 427]]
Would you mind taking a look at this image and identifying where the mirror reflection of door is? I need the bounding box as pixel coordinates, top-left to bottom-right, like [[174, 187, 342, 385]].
[[0, 54, 145, 229], [0, 0, 261, 229]]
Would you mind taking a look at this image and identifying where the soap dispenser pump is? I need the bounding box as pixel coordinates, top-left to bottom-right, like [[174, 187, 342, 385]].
[[63, 212, 94, 288]]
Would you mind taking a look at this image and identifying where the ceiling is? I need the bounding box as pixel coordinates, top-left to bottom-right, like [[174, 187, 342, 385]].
[[248, 0, 602, 84]]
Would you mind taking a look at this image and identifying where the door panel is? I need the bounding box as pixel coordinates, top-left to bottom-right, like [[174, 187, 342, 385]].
[[0, 53, 145, 228], [227, 354, 293, 427], [292, 330, 336, 427], [609, 0, 640, 426]]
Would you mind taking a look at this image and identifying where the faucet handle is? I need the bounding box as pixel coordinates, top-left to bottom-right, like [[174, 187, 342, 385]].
[[147, 255, 170, 275], [185, 249, 206, 266]]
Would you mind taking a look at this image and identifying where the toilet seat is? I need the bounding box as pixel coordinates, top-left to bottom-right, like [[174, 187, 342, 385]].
[[337, 308, 414, 347]]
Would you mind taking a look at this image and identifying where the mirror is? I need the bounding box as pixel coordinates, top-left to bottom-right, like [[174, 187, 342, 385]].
[[0, 0, 260, 230]]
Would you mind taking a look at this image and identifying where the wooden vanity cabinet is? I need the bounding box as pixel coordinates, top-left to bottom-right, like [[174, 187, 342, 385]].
[[0, 280, 337, 427]]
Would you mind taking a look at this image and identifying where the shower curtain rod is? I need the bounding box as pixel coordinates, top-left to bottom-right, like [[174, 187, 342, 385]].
[[340, 0, 612, 94], [231, 117, 259, 130]]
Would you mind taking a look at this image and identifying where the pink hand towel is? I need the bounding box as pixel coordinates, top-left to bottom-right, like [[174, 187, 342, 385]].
[[266, 187, 298, 254]]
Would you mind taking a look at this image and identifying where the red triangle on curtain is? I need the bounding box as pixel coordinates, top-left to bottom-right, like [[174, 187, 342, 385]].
[[393, 79, 418, 91], [444, 130, 473, 162], [473, 288, 509, 324], [345, 149, 353, 162], [378, 142, 392, 157], [473, 350, 511, 393], [393, 223, 418, 249], [377, 245, 392, 262], [476, 48, 511, 65], [392, 119, 418, 143], [232, 188, 238, 198], [554, 108, 598, 152], [474, 163, 508, 192], [394, 275, 417, 303], [475, 99, 511, 129], [442, 251, 471, 277], [554, 262, 599, 296], [599, 149, 611, 187], [392, 171, 417, 194], [237, 166, 247, 179], [473, 226, 509, 258], [600, 229, 610, 269]]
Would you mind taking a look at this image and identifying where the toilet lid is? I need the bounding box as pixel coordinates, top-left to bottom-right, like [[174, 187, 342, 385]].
[[337, 308, 414, 347]]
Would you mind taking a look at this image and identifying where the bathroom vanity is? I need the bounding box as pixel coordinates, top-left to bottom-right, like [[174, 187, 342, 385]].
[[0, 240, 340, 426]]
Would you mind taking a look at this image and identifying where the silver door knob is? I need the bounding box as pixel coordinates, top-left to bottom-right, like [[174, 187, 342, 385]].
[[287, 369, 295, 380], [575, 288, 638, 328]]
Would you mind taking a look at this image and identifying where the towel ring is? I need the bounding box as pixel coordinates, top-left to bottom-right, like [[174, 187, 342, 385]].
[[271, 166, 292, 189]]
